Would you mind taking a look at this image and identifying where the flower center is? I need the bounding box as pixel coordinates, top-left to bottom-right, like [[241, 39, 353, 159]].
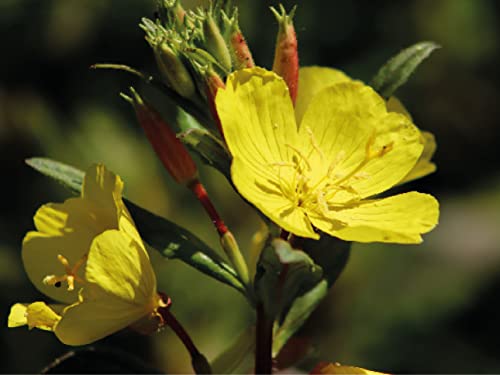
[[43, 254, 88, 292], [270, 128, 393, 216]]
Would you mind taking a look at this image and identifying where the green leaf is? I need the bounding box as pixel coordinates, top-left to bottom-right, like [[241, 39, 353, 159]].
[[25, 157, 246, 296], [179, 128, 232, 180], [370, 41, 441, 99], [127, 200, 245, 295], [272, 235, 351, 356], [211, 326, 255, 374], [273, 280, 328, 356], [26, 158, 84, 195], [254, 239, 323, 319]]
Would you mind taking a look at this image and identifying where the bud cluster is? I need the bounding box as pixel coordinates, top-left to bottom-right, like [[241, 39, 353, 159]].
[[141, 0, 256, 129]]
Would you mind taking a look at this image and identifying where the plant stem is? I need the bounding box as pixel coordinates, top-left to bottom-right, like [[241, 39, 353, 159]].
[[158, 298, 211, 374], [189, 180, 228, 236], [255, 303, 274, 374], [189, 180, 251, 289]]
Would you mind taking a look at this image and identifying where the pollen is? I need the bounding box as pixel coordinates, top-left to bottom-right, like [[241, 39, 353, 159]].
[[43, 253, 88, 292]]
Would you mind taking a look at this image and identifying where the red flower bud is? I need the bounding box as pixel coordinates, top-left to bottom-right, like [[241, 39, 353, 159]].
[[203, 66, 226, 137], [271, 5, 299, 105], [123, 88, 198, 185]]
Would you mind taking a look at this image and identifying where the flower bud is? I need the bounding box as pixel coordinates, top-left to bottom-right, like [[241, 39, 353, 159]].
[[271, 5, 299, 104], [123, 88, 198, 185], [203, 12, 232, 72], [155, 42, 197, 100], [223, 9, 255, 69], [203, 65, 226, 136]]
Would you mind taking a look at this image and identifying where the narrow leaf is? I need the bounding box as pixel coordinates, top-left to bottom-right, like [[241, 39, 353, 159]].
[[26, 158, 84, 195], [25, 157, 245, 295], [370, 41, 440, 99], [273, 280, 328, 356]]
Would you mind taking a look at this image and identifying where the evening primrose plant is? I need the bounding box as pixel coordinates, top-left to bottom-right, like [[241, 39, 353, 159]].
[[10, 1, 440, 373]]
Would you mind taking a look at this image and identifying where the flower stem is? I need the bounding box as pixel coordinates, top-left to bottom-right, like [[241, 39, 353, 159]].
[[255, 303, 274, 374], [189, 179, 251, 289], [189, 180, 228, 236], [158, 297, 212, 374]]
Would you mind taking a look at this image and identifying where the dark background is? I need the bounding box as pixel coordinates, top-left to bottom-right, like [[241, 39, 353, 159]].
[[2, 0, 500, 373]]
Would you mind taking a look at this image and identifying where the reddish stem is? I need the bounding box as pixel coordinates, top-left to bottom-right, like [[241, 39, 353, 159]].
[[158, 294, 211, 374], [189, 180, 228, 236], [255, 303, 274, 374]]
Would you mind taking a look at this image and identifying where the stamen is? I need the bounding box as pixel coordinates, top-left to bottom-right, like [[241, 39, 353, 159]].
[[42, 253, 88, 292], [328, 151, 346, 177], [285, 143, 312, 171], [306, 127, 324, 161]]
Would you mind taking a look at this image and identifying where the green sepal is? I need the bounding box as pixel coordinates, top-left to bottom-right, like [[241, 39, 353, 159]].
[[272, 234, 351, 356], [25, 157, 246, 296], [370, 41, 441, 99], [254, 239, 323, 320], [178, 128, 231, 180]]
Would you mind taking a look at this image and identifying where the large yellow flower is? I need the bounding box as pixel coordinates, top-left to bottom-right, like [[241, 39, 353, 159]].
[[8, 164, 162, 345], [216, 67, 439, 243]]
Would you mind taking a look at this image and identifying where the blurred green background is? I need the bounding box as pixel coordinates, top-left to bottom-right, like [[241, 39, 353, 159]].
[[2, 0, 500, 373]]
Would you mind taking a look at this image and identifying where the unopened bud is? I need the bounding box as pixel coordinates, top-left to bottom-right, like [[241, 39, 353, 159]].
[[122, 88, 198, 185], [220, 231, 250, 288], [203, 66, 226, 136], [203, 12, 232, 72], [271, 5, 299, 104], [223, 9, 255, 69], [155, 42, 197, 99]]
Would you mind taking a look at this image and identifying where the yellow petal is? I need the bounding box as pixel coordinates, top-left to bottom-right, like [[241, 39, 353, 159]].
[[8, 303, 28, 328], [386, 96, 412, 120], [386, 98, 437, 184], [8, 302, 62, 331], [399, 131, 437, 184], [310, 192, 439, 244], [54, 292, 149, 346], [22, 230, 89, 304], [296, 66, 353, 124], [85, 229, 157, 305], [348, 111, 423, 198], [311, 362, 390, 375], [299, 81, 420, 201], [82, 164, 126, 222], [217, 68, 319, 237], [217, 67, 299, 168]]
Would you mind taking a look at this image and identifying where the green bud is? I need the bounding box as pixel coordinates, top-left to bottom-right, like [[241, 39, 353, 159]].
[[155, 42, 197, 100], [203, 12, 232, 72]]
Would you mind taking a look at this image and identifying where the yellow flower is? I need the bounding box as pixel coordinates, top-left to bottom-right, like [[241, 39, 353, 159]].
[[8, 164, 163, 345], [296, 66, 437, 185], [216, 67, 439, 243]]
